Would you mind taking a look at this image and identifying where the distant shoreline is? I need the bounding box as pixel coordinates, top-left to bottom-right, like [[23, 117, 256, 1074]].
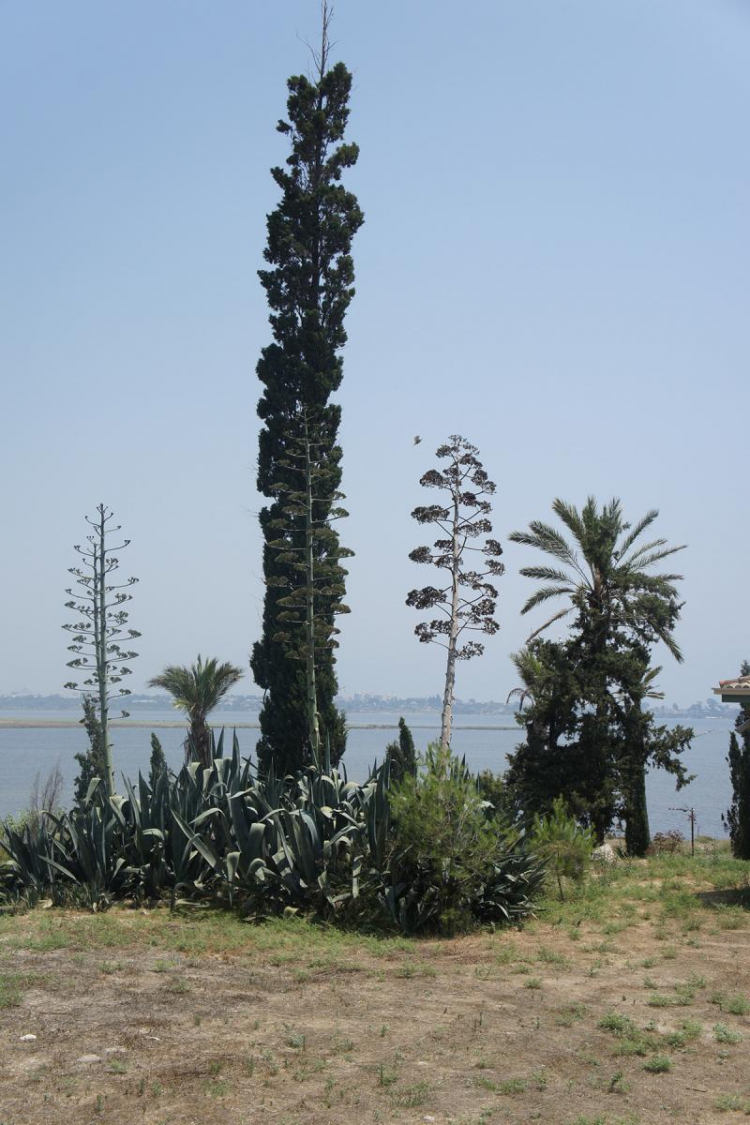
[[0, 718, 517, 732]]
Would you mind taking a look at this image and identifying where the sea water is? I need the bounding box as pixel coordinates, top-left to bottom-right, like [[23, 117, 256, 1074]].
[[0, 712, 734, 839]]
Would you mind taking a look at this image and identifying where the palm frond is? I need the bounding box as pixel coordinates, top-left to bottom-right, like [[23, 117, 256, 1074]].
[[519, 584, 576, 616], [626, 546, 686, 571], [519, 565, 576, 585], [148, 656, 244, 721], [147, 666, 196, 712], [617, 509, 659, 558], [510, 520, 585, 579], [525, 606, 572, 644], [641, 665, 665, 699], [654, 626, 683, 663], [551, 497, 587, 546], [627, 573, 681, 599], [620, 535, 666, 566]]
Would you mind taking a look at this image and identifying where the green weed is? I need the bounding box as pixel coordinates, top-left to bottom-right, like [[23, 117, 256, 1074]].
[[643, 1056, 672, 1073], [714, 1023, 743, 1045]]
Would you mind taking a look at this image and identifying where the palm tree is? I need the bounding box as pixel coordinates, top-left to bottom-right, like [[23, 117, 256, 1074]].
[[148, 656, 243, 769], [509, 497, 687, 852], [509, 497, 686, 658]]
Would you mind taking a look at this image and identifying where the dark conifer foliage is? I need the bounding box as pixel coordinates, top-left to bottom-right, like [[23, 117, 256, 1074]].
[[72, 695, 106, 807], [385, 717, 418, 784], [149, 734, 168, 790], [507, 498, 693, 850], [264, 412, 353, 766], [724, 660, 750, 858], [252, 11, 363, 774]]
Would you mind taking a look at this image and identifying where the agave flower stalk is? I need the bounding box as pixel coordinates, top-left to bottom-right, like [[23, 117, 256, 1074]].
[[63, 504, 140, 796], [407, 436, 504, 750]]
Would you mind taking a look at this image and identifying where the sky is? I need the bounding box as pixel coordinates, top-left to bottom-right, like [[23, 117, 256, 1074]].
[[1, 0, 748, 706]]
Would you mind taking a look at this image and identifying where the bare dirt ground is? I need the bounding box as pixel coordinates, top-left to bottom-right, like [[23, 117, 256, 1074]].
[[2, 853, 750, 1125]]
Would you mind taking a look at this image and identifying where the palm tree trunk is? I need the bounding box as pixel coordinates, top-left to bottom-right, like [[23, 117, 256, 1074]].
[[189, 717, 212, 770]]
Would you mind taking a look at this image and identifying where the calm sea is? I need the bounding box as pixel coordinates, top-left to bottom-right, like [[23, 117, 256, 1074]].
[[0, 711, 735, 839]]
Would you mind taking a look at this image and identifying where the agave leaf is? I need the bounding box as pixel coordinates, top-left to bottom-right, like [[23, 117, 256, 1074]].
[[224, 851, 241, 886], [172, 810, 220, 871], [192, 808, 224, 829], [41, 855, 79, 882], [85, 777, 103, 805], [109, 796, 129, 830]]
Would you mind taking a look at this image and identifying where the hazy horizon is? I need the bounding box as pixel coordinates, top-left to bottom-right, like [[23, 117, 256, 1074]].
[[2, 1, 748, 706]]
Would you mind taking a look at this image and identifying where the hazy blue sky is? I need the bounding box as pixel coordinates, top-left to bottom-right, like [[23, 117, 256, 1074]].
[[1, 0, 748, 705]]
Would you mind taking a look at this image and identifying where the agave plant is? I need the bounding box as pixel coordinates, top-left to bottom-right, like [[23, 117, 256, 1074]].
[[1, 729, 545, 932], [43, 796, 131, 909], [1, 815, 60, 900]]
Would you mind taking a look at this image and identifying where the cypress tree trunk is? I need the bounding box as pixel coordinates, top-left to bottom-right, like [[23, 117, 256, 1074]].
[[624, 761, 651, 856], [251, 43, 363, 775], [303, 429, 321, 761]]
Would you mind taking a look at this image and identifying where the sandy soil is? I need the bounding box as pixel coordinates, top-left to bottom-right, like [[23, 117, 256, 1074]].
[[1, 891, 750, 1125]]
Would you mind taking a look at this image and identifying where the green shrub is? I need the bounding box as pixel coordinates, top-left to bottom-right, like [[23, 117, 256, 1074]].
[[1, 733, 543, 934], [528, 796, 595, 899], [476, 769, 510, 821], [386, 744, 542, 934], [646, 830, 684, 856]]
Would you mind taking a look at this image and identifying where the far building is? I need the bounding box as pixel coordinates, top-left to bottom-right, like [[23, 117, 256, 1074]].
[[713, 674, 750, 732]]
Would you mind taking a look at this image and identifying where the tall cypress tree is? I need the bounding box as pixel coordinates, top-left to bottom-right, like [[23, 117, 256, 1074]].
[[251, 13, 363, 774]]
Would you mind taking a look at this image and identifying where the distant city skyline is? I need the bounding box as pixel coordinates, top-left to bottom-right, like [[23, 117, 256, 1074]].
[[1, 1, 748, 707], [0, 689, 738, 720]]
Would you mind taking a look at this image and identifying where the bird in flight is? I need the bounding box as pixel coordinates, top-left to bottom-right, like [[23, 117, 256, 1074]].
[[413, 435, 422, 445]]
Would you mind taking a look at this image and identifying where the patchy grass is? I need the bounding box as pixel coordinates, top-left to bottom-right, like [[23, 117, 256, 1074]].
[[714, 1022, 743, 1045], [643, 1055, 672, 1074], [2, 839, 750, 1124]]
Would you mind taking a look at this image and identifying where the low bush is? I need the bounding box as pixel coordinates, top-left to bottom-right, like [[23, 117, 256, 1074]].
[[0, 734, 544, 935], [646, 830, 684, 856], [384, 744, 544, 934], [528, 797, 595, 899]]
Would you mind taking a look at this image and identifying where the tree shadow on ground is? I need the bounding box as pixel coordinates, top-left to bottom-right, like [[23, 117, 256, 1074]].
[[695, 886, 750, 910]]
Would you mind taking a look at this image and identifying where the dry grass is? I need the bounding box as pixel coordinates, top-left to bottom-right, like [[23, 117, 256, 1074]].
[[1, 842, 750, 1124]]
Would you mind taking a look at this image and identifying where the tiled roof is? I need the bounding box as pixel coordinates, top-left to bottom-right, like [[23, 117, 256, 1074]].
[[714, 675, 750, 697]]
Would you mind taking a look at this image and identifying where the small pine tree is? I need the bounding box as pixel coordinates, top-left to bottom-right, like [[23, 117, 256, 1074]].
[[724, 660, 750, 859], [149, 733, 168, 790], [385, 717, 417, 783], [73, 694, 107, 806], [529, 796, 595, 900], [388, 743, 505, 934]]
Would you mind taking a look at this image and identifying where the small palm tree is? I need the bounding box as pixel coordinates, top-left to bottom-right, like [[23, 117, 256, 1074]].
[[148, 656, 243, 768]]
